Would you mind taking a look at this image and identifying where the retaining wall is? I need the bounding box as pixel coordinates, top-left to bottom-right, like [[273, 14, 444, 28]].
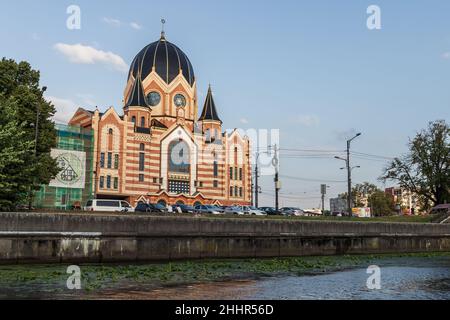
[[1, 212, 450, 264]]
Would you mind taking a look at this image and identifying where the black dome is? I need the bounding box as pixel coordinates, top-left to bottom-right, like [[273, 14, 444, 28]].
[[128, 36, 195, 86]]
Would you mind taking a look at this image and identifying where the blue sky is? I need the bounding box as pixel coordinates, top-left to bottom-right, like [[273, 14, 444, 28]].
[[1, 0, 449, 208]]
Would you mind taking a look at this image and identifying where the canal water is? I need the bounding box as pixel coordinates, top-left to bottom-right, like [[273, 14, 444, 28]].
[[111, 256, 450, 300], [1, 256, 450, 300]]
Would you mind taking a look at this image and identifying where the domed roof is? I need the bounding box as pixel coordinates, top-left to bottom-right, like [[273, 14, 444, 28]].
[[128, 35, 195, 86]]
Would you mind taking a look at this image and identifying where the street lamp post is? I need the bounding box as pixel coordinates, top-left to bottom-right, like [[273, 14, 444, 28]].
[[335, 133, 361, 216], [255, 153, 260, 208], [28, 86, 47, 210], [254, 148, 273, 208]]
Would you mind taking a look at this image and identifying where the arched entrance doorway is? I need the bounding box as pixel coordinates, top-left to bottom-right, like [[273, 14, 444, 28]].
[[168, 140, 191, 194]]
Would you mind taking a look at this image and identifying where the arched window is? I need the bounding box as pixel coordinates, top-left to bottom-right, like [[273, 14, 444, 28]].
[[108, 128, 113, 151], [131, 116, 136, 124], [140, 143, 145, 151], [205, 129, 211, 142], [140, 117, 145, 127], [168, 140, 190, 174]]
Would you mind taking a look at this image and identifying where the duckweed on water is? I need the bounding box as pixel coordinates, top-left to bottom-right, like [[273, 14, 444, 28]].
[[1, 252, 449, 293]]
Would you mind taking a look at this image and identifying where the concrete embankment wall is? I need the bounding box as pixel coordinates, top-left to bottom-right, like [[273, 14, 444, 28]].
[[1, 212, 450, 264]]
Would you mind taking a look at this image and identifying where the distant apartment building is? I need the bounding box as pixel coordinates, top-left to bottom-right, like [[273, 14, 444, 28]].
[[385, 187, 422, 215]]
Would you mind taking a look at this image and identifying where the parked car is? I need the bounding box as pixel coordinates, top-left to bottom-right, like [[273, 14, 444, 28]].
[[240, 206, 267, 216], [280, 207, 304, 216], [172, 204, 195, 214], [430, 204, 450, 215], [85, 199, 134, 213], [259, 207, 281, 215], [303, 208, 323, 216], [213, 205, 225, 213], [194, 205, 223, 215], [135, 202, 167, 213], [224, 206, 245, 215]]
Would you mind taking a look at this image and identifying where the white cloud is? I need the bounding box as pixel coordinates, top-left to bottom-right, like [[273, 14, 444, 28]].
[[293, 114, 320, 127], [102, 17, 122, 27], [442, 52, 450, 59], [130, 22, 142, 30], [240, 118, 249, 124], [76, 94, 97, 107], [54, 43, 128, 73], [46, 96, 78, 124]]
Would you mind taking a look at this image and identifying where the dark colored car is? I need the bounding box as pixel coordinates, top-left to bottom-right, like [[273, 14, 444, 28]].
[[259, 207, 281, 215], [135, 203, 167, 213], [172, 204, 195, 214]]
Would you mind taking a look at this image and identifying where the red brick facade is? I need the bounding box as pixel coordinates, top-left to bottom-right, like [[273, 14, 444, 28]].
[[69, 36, 252, 207]]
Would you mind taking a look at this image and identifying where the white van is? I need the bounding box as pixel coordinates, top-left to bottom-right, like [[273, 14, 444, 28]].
[[84, 199, 134, 213]]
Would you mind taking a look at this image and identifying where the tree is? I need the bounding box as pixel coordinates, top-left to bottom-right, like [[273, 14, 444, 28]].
[[352, 182, 379, 207], [0, 58, 59, 209], [0, 100, 33, 209], [381, 120, 450, 208], [338, 182, 379, 207], [368, 190, 395, 216]]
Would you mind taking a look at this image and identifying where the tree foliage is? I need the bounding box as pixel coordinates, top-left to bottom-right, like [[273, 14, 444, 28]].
[[0, 58, 59, 209], [338, 182, 395, 216], [368, 190, 395, 216], [0, 100, 34, 209], [381, 120, 450, 208], [352, 182, 379, 207]]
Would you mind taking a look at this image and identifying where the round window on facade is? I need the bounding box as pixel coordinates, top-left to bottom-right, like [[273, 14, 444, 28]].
[[174, 94, 187, 107], [147, 91, 161, 107]]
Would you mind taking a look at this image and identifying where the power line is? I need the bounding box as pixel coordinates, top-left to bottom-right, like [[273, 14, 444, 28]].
[[351, 151, 395, 160], [279, 174, 347, 183]]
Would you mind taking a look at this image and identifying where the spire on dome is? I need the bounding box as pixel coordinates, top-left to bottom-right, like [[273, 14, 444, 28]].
[[160, 18, 166, 40]]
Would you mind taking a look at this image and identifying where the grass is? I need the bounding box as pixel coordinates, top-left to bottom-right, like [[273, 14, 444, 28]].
[[1, 252, 449, 293]]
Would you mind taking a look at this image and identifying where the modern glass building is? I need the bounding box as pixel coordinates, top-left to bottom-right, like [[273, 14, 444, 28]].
[[33, 124, 94, 209]]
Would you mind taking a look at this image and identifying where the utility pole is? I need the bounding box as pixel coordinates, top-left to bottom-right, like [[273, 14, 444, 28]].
[[335, 133, 361, 217], [255, 162, 259, 208], [272, 144, 280, 212], [254, 148, 271, 208], [321, 184, 327, 214], [346, 139, 351, 217]]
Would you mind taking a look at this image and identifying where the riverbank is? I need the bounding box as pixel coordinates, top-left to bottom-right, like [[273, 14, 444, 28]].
[[1, 252, 450, 299], [3, 212, 450, 264]]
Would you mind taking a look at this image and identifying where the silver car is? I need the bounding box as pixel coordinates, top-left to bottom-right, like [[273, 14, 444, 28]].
[[224, 206, 245, 215], [280, 207, 304, 216], [241, 206, 267, 216], [194, 205, 223, 215]]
